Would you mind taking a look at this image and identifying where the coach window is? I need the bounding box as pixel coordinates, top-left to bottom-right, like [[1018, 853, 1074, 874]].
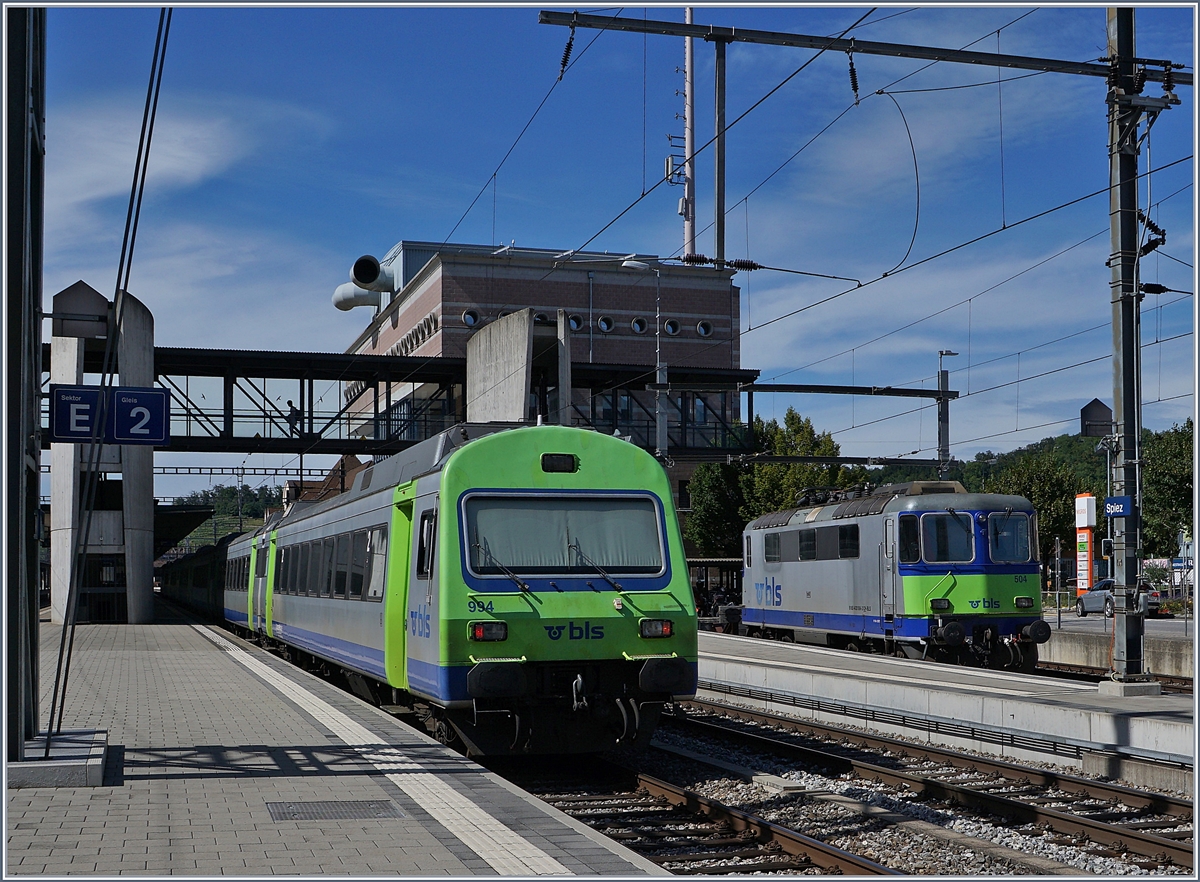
[[416, 510, 437, 579], [838, 524, 860, 559], [798, 529, 816, 561], [297, 543, 310, 595], [744, 535, 751, 568], [349, 531, 368, 600], [333, 535, 350, 599], [255, 546, 268, 579], [988, 512, 1031, 563], [763, 532, 781, 563], [319, 538, 335, 597], [365, 527, 388, 601], [921, 512, 974, 563]]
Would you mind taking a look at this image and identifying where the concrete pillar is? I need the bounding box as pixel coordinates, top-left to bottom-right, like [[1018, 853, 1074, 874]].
[[49, 336, 84, 625], [118, 293, 154, 623], [555, 309, 572, 426]]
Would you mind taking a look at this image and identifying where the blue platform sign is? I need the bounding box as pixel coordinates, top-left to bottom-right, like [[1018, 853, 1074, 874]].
[[109, 387, 169, 445], [48, 385, 169, 446], [49, 386, 103, 442], [1105, 495, 1134, 518]]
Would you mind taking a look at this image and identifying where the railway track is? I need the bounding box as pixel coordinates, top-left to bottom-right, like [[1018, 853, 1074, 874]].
[[491, 758, 896, 875], [666, 700, 1193, 871], [1036, 661, 1193, 694]]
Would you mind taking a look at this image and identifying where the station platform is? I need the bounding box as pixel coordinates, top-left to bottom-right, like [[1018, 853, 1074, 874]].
[[5, 602, 664, 876], [697, 631, 1194, 793], [1038, 614, 1195, 678]]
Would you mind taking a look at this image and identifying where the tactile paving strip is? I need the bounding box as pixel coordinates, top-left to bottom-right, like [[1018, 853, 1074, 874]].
[[266, 800, 407, 821]]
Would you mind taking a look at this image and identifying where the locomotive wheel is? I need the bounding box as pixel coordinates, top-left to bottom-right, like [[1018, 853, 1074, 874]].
[[844, 641, 861, 652], [748, 628, 763, 639], [779, 632, 793, 643], [1076, 599, 1087, 617]]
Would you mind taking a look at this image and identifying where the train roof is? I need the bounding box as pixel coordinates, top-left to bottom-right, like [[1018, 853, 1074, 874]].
[[747, 481, 1035, 530]]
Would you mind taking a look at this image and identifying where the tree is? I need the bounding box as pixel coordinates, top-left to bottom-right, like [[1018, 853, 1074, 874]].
[[682, 463, 747, 557], [741, 408, 864, 519], [1141, 418, 1193, 558], [982, 451, 1092, 564], [173, 483, 282, 520]]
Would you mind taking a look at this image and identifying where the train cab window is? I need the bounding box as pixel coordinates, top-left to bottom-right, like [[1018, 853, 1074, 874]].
[[763, 532, 781, 563], [988, 512, 1031, 563], [416, 510, 437, 579], [319, 538, 335, 597], [838, 524, 859, 559], [298, 543, 311, 595], [333, 535, 350, 598], [921, 512, 974, 563], [349, 532, 368, 600], [898, 516, 920, 563], [365, 527, 388, 602], [797, 529, 816, 561]]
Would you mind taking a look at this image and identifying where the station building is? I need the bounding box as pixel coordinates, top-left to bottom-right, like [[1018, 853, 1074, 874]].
[[336, 241, 757, 510]]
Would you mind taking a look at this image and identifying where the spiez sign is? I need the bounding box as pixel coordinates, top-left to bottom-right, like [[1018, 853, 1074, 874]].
[[1105, 495, 1134, 518], [48, 385, 170, 446]]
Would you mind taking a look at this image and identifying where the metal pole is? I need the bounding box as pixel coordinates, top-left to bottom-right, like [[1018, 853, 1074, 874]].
[[654, 270, 667, 457], [1107, 6, 1145, 681], [684, 7, 696, 256], [714, 38, 726, 265], [1055, 535, 1062, 629]]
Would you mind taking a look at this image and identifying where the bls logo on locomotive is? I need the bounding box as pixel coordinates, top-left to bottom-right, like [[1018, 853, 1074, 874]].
[[968, 599, 1001, 609], [544, 621, 605, 640], [754, 578, 782, 607]]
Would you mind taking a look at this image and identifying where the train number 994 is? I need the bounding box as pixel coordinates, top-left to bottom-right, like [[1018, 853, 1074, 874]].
[[467, 599, 495, 613]]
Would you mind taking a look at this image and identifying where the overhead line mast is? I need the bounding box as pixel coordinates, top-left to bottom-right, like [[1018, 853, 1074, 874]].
[[540, 8, 1190, 689]]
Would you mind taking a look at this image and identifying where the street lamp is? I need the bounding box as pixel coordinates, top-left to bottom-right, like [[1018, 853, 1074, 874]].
[[936, 350, 958, 479], [622, 259, 667, 458]]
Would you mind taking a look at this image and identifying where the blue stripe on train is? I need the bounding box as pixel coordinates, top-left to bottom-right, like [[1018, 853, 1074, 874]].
[[225, 607, 248, 624], [740, 608, 1041, 638], [271, 621, 388, 681]]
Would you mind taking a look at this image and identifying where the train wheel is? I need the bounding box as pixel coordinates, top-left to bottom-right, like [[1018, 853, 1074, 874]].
[[748, 628, 762, 639], [845, 641, 861, 652], [779, 632, 793, 643]]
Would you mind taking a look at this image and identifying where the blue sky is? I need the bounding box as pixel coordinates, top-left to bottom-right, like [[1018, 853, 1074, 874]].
[[43, 4, 1195, 498]]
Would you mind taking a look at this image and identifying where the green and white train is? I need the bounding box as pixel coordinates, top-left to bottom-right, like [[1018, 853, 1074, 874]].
[[222, 423, 698, 755]]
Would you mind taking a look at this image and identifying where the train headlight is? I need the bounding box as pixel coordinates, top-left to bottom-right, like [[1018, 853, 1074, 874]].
[[929, 598, 952, 611], [469, 621, 508, 641], [639, 619, 673, 638], [1014, 596, 1034, 609]]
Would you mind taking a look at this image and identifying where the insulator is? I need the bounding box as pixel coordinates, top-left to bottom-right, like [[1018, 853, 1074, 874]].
[[727, 259, 762, 271], [847, 55, 860, 105], [1163, 66, 1175, 93], [681, 252, 711, 265], [558, 26, 575, 81], [1133, 66, 1146, 94]]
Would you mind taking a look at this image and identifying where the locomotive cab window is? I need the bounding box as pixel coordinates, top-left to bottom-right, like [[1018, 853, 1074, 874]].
[[464, 494, 663, 577], [921, 512, 975, 563], [898, 516, 920, 563], [988, 512, 1031, 563]]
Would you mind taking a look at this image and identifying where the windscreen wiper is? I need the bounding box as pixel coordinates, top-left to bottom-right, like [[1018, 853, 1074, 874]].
[[568, 541, 623, 591], [472, 543, 529, 591]]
